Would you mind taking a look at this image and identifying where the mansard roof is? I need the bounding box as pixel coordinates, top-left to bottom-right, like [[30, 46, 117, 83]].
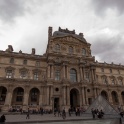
[[53, 27, 87, 43]]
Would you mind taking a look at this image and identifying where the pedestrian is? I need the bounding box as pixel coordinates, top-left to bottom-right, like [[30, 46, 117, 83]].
[[54, 108, 57, 117], [91, 108, 95, 119], [68, 108, 71, 116], [58, 108, 61, 117], [0, 114, 6, 122], [26, 108, 30, 119]]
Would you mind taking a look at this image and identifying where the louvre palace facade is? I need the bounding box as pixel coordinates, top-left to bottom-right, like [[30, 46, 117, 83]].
[[0, 27, 124, 112]]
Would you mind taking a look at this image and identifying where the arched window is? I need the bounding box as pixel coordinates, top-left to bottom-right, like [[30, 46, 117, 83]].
[[55, 44, 60, 52], [23, 59, 27, 65], [110, 69, 112, 73], [55, 70, 60, 81], [6, 70, 13, 78], [101, 68, 104, 72], [85, 71, 89, 81], [69, 46, 73, 54], [111, 78, 115, 85], [118, 79, 123, 85], [10, 58, 14, 64], [82, 48, 86, 56], [102, 76, 108, 84], [30, 88, 39, 102], [101, 91, 108, 100], [70, 69, 77, 82], [112, 91, 118, 104], [34, 72, 39, 80], [35, 61, 40, 67]]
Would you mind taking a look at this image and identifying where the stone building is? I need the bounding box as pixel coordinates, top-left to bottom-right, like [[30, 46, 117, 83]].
[[0, 27, 124, 112]]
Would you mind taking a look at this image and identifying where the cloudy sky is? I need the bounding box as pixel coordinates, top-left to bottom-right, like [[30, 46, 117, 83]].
[[0, 0, 124, 64]]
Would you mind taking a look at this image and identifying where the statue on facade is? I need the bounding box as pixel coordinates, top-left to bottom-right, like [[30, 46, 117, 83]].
[[58, 27, 75, 34]]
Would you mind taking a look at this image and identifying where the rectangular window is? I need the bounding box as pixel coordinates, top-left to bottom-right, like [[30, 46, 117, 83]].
[[34, 73, 39, 80], [6, 70, 13, 78], [85, 72, 89, 81], [55, 70, 60, 81], [20, 71, 27, 79], [36, 61, 40, 67], [16, 96, 23, 102]]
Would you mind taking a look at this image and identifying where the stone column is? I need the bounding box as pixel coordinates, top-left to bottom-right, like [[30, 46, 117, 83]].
[[66, 65, 69, 80], [118, 91, 123, 106], [82, 66, 85, 80], [80, 66, 83, 81], [23, 86, 30, 106], [84, 87, 88, 105], [93, 88, 97, 98], [39, 86, 43, 106], [51, 65, 54, 79], [93, 69, 96, 81], [4, 86, 13, 106], [97, 88, 100, 96], [63, 86, 66, 105], [91, 69, 94, 81], [48, 64, 51, 78], [108, 89, 112, 104], [47, 86, 50, 105], [67, 86, 70, 106], [50, 86, 53, 105], [82, 87, 85, 105], [63, 64, 66, 79]]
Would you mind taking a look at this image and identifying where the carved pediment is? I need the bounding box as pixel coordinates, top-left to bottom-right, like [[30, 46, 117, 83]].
[[32, 69, 41, 74], [5, 66, 15, 71], [19, 67, 28, 72], [53, 36, 86, 45]]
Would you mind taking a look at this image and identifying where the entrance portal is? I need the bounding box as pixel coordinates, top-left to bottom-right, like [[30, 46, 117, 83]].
[[54, 98, 59, 110], [70, 89, 79, 108]]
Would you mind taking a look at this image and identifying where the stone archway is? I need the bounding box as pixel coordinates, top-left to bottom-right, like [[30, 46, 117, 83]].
[[101, 90, 108, 100], [0, 86, 7, 105], [121, 91, 124, 104], [111, 91, 119, 105], [29, 88, 40, 106], [70, 88, 79, 109], [11, 87, 24, 109]]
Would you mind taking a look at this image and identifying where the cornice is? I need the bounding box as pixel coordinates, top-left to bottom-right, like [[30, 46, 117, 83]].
[[0, 50, 46, 61]]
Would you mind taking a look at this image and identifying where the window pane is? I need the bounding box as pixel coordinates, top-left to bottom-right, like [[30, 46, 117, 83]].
[[69, 46, 73, 54], [82, 48, 86, 55], [55, 70, 60, 81], [70, 69, 77, 82]]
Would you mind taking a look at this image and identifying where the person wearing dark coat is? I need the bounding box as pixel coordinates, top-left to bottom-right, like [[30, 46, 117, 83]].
[[0, 114, 6, 122]]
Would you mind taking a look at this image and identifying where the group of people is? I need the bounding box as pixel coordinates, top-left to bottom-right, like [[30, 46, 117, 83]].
[[54, 108, 66, 119], [91, 108, 104, 119]]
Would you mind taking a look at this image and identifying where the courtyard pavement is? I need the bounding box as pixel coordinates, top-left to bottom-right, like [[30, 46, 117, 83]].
[[0, 113, 93, 123]]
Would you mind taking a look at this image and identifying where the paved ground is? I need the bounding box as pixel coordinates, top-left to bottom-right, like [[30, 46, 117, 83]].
[[0, 113, 121, 124], [0, 113, 92, 123]]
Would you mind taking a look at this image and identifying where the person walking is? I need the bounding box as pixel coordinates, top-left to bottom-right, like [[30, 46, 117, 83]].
[[0, 114, 6, 122], [26, 108, 30, 119]]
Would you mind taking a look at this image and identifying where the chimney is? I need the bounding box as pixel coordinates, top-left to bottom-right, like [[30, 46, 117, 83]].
[[79, 33, 84, 37], [32, 48, 35, 55], [48, 27, 52, 40]]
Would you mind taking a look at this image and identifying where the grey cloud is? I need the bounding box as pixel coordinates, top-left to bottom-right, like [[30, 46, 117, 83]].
[[91, 0, 124, 16], [91, 34, 124, 64], [0, 0, 27, 22]]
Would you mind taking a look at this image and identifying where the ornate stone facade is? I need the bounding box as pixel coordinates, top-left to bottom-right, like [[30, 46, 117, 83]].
[[0, 27, 124, 112]]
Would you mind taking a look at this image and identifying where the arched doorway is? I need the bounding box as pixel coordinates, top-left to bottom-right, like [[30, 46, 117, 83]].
[[101, 91, 108, 100], [29, 88, 40, 106], [0, 86, 7, 105], [121, 91, 124, 104], [12, 87, 24, 110], [111, 91, 119, 105], [70, 89, 79, 109]]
